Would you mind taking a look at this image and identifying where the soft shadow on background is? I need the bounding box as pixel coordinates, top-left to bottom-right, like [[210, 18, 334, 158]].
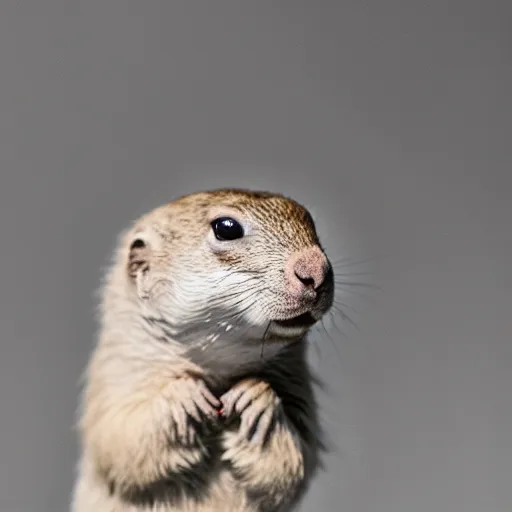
[[1, 2, 511, 511]]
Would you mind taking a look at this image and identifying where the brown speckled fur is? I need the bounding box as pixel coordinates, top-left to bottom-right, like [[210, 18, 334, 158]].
[[71, 188, 334, 512]]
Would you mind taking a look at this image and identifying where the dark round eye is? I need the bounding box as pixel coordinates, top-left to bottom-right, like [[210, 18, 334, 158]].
[[211, 217, 244, 241]]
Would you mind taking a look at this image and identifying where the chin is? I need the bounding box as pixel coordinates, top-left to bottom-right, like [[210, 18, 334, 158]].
[[238, 304, 329, 341], [267, 311, 321, 339], [267, 322, 311, 339]]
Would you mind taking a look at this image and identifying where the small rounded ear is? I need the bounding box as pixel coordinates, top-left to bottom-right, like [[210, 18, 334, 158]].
[[127, 236, 150, 279]]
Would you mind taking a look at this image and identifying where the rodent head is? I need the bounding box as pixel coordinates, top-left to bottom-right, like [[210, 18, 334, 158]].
[[121, 188, 334, 356]]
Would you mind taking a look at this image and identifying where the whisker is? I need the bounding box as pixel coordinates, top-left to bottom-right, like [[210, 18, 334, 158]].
[[210, 285, 260, 307], [326, 313, 354, 352], [213, 273, 260, 290], [330, 304, 360, 333], [334, 282, 381, 300], [330, 255, 379, 268], [307, 328, 323, 366], [319, 317, 344, 365], [225, 283, 268, 306], [333, 271, 375, 277], [332, 298, 360, 315], [200, 293, 260, 336], [210, 286, 271, 326], [206, 281, 262, 306], [334, 280, 379, 289], [212, 271, 263, 291], [260, 322, 272, 360]]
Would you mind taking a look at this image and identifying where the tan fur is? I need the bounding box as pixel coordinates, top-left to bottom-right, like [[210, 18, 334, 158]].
[[71, 189, 334, 512]]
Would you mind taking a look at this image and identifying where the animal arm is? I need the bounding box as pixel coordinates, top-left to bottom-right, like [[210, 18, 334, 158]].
[[82, 370, 221, 506], [219, 378, 311, 511]]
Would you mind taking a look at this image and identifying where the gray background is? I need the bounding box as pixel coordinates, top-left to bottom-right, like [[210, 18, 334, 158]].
[[1, 1, 511, 511]]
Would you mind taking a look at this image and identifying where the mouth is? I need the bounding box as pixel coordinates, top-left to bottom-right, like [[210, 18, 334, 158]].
[[272, 311, 318, 329]]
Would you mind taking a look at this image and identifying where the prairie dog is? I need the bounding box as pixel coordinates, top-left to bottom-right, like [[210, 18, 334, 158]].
[[71, 188, 335, 512]]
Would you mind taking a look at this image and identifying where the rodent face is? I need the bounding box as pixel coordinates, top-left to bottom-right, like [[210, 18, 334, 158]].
[[127, 189, 334, 344]]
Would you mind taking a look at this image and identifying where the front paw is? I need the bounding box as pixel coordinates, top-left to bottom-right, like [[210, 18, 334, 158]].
[[219, 378, 283, 446], [165, 377, 221, 446], [219, 379, 305, 509]]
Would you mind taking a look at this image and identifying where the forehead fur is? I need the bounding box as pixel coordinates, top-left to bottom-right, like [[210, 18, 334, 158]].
[[134, 188, 318, 245]]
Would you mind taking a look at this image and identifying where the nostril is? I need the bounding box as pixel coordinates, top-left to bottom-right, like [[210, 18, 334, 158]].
[[287, 246, 329, 295], [294, 271, 315, 288]]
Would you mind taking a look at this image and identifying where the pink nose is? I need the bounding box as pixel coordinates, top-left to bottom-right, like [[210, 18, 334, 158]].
[[285, 246, 329, 298]]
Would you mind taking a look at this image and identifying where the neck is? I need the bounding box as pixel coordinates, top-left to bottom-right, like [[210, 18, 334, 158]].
[[184, 328, 305, 384], [100, 270, 304, 383]]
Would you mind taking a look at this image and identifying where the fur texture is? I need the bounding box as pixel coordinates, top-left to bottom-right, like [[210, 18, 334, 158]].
[[71, 189, 334, 512]]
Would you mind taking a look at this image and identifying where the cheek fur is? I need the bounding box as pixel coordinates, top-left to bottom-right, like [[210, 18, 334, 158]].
[[152, 269, 260, 325], [149, 264, 290, 336]]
